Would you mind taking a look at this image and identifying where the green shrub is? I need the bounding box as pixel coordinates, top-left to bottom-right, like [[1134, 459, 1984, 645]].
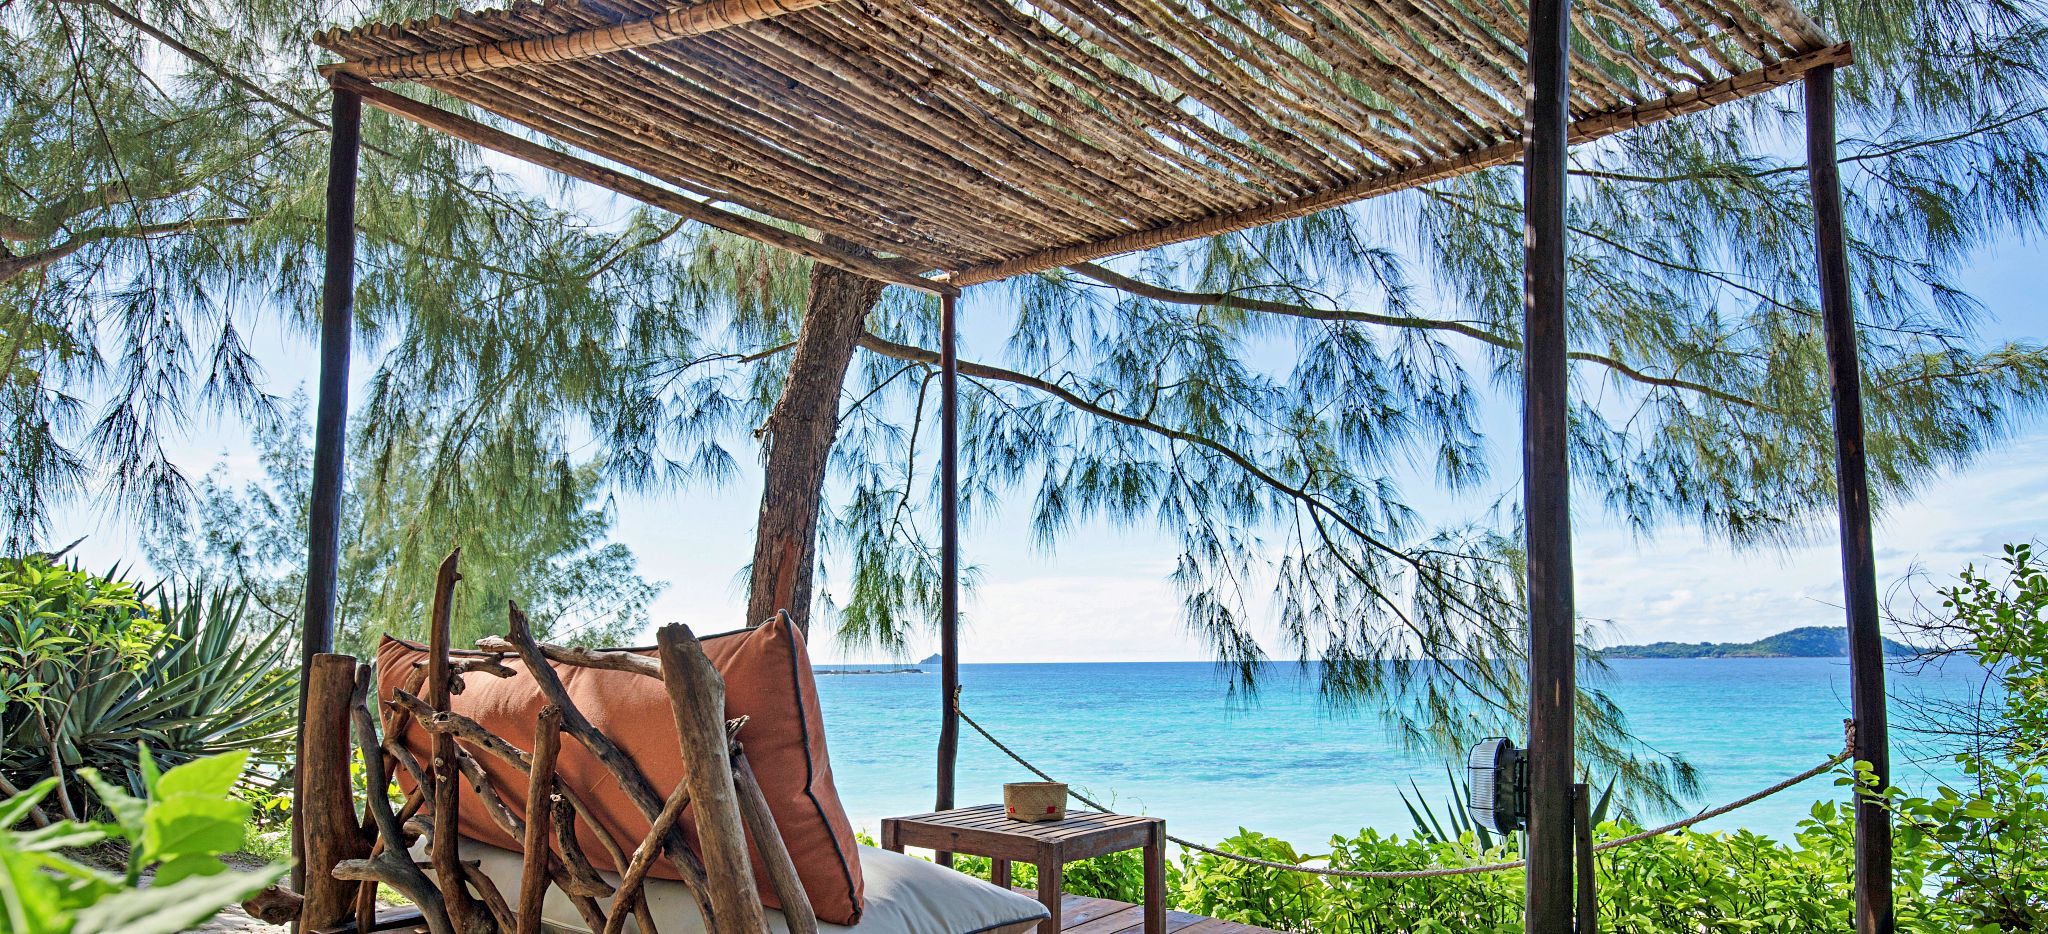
[[941, 848, 1160, 903], [0, 562, 295, 821], [1174, 830, 1327, 930], [1317, 830, 1524, 933], [0, 746, 287, 933], [1154, 806, 1967, 934], [1864, 542, 2048, 931], [894, 804, 1965, 933], [0, 557, 159, 819], [1598, 801, 1965, 933]]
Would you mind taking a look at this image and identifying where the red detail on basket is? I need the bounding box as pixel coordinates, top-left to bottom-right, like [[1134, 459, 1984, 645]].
[[1045, 806, 1056, 814]]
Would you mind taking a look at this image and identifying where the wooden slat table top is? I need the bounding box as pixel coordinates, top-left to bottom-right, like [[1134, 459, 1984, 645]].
[[884, 805, 1162, 862], [889, 805, 1158, 841]]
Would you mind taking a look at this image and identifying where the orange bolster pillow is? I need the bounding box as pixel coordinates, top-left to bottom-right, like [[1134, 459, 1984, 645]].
[[375, 614, 865, 925]]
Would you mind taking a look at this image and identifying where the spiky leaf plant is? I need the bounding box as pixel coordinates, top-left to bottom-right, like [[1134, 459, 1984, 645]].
[[0, 573, 295, 810]]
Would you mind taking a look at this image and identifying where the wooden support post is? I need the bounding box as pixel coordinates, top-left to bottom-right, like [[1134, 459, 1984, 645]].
[[1806, 64, 1894, 934], [1523, 0, 1577, 931], [517, 706, 563, 934], [297, 81, 362, 902], [654, 624, 768, 934], [935, 289, 962, 864], [1143, 821, 1166, 934], [1573, 784, 1597, 934], [298, 655, 372, 931]]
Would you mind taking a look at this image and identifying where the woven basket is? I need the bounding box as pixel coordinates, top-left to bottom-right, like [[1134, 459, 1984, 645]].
[[1004, 782, 1069, 823]]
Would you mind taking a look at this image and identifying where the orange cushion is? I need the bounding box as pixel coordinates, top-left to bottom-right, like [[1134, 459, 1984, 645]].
[[375, 616, 865, 925]]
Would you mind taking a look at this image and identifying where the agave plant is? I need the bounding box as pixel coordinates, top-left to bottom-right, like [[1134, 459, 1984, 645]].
[[0, 570, 296, 814], [1398, 765, 1615, 850]]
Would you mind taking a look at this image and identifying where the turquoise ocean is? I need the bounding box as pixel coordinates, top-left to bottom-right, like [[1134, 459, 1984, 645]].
[[811, 658, 1988, 850]]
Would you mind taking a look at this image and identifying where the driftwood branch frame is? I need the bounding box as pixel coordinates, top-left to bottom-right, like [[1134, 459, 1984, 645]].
[[286, 553, 818, 934]]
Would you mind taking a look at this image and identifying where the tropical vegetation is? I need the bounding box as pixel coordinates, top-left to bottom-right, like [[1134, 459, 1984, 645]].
[[1863, 542, 2048, 930], [931, 802, 1964, 933], [1600, 625, 1917, 659], [0, 557, 295, 827], [0, 747, 288, 934]]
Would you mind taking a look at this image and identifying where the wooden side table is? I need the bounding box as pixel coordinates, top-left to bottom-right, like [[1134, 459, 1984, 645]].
[[881, 805, 1165, 934]]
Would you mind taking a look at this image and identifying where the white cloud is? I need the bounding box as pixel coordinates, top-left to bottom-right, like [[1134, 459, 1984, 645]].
[[1576, 431, 2048, 646]]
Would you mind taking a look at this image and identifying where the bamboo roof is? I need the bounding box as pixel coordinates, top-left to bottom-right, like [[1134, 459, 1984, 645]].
[[318, 0, 1845, 291]]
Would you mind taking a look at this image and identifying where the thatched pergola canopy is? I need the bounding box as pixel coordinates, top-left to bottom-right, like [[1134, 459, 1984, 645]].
[[318, 0, 1842, 288]]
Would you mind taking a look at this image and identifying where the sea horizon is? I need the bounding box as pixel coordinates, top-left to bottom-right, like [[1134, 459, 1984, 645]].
[[815, 655, 1889, 666], [809, 656, 1988, 851]]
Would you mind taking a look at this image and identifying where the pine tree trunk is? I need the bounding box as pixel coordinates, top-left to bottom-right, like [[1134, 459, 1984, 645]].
[[745, 243, 885, 635]]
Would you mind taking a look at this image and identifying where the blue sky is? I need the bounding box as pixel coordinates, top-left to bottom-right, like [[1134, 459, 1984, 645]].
[[55, 211, 2048, 666]]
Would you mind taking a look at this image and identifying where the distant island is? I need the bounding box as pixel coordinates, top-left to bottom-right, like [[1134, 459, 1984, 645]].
[[811, 653, 943, 675], [1603, 626, 1917, 659]]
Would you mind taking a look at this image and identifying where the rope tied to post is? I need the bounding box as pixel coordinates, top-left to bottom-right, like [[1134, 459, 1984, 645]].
[[954, 694, 1858, 880]]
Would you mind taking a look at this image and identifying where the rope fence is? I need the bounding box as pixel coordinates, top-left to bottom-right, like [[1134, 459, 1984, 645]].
[[955, 696, 1857, 880]]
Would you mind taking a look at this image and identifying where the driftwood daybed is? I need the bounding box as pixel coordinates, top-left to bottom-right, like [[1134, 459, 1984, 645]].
[[279, 554, 1048, 934]]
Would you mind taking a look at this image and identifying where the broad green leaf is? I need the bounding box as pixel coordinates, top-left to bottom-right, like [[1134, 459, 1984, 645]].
[[150, 853, 228, 888], [141, 796, 248, 864], [0, 848, 70, 934], [0, 847, 122, 933], [70, 862, 287, 934], [152, 750, 249, 801]]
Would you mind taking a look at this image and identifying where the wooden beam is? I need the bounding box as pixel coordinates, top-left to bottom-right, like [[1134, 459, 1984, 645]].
[[330, 75, 951, 296], [1523, 0, 1577, 930], [945, 43, 1853, 288], [334, 0, 843, 81], [303, 85, 359, 682], [1807, 64, 1895, 934], [934, 289, 961, 860], [298, 84, 361, 901]]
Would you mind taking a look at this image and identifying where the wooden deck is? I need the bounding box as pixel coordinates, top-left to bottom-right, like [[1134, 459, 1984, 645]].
[[1036, 890, 1284, 934]]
